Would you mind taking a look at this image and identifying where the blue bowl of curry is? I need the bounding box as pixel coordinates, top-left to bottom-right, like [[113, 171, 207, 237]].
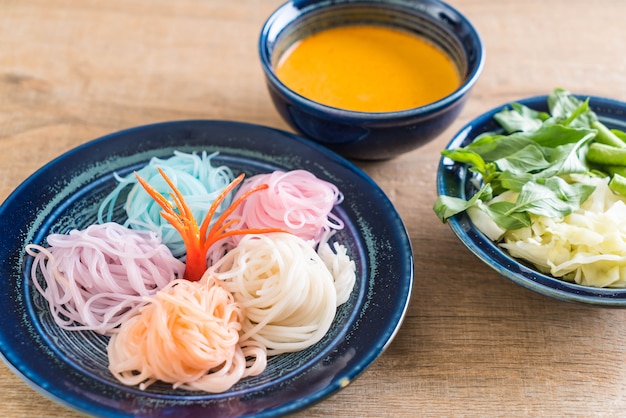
[[259, 0, 485, 160]]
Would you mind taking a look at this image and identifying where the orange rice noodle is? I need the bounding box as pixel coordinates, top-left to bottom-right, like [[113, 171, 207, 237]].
[[209, 232, 341, 356], [25, 222, 184, 335], [107, 276, 267, 392], [225, 170, 344, 247]]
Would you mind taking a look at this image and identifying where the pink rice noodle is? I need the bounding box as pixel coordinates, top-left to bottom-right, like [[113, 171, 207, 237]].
[[225, 170, 344, 247], [25, 222, 185, 335]]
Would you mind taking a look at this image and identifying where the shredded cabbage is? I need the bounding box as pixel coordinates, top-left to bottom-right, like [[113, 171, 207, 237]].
[[496, 176, 626, 288]]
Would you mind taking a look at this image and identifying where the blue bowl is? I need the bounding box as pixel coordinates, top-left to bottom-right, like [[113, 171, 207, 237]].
[[437, 94, 626, 307], [259, 0, 485, 160]]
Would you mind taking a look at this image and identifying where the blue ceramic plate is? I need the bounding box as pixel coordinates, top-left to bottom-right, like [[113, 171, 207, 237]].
[[0, 120, 413, 417], [437, 94, 626, 307]]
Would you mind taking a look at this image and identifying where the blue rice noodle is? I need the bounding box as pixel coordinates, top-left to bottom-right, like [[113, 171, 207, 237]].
[[97, 151, 235, 257]]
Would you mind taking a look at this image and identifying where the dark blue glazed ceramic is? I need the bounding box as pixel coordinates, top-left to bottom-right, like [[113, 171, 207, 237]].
[[437, 94, 626, 307], [259, 0, 485, 160], [0, 121, 414, 416]]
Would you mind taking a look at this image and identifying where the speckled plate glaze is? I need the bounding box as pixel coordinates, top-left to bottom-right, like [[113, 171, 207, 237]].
[[438, 94, 626, 307], [0, 120, 413, 417]]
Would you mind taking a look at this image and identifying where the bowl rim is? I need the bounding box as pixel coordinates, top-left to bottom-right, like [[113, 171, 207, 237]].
[[437, 93, 626, 307], [258, 0, 485, 121]]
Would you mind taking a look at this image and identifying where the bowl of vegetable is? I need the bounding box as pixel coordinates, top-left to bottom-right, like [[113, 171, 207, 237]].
[[259, 0, 485, 160], [435, 88, 626, 306]]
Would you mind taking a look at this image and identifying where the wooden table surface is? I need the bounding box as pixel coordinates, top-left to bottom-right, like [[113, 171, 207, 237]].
[[3, 0, 626, 416]]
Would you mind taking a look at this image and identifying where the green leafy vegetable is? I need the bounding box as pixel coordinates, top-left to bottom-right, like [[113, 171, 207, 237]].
[[493, 144, 549, 174], [433, 184, 493, 223], [483, 201, 530, 230], [434, 88, 626, 232], [547, 88, 596, 128], [493, 103, 549, 133]]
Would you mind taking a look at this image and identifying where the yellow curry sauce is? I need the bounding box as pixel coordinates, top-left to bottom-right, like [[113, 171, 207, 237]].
[[275, 25, 461, 113]]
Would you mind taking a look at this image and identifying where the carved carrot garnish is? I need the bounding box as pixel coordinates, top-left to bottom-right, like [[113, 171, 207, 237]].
[[135, 167, 284, 282]]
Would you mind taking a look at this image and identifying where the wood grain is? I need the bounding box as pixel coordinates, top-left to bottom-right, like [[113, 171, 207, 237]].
[[2, 0, 626, 416]]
